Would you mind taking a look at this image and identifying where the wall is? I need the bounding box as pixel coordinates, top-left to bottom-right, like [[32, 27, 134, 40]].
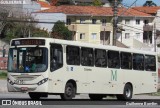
[[32, 13, 66, 32], [0, 0, 32, 4], [67, 15, 113, 45], [0, 2, 41, 15], [156, 10, 160, 31]]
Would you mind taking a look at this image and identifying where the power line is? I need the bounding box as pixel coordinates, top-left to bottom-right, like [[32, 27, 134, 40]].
[[119, 0, 138, 17]]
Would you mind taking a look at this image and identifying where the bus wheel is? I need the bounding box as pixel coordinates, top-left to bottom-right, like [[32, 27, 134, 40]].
[[29, 92, 41, 100], [117, 84, 132, 100], [60, 83, 76, 100], [89, 94, 104, 100]]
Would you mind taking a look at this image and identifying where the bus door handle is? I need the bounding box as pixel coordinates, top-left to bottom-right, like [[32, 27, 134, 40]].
[[92, 81, 95, 83]]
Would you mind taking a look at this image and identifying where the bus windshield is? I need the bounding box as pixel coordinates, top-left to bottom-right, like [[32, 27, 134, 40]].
[[8, 47, 48, 73]]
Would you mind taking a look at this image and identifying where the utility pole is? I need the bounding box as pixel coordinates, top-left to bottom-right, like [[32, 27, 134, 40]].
[[154, 23, 156, 52], [113, 0, 118, 46]]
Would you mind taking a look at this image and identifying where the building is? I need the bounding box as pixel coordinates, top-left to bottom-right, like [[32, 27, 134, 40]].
[[132, 6, 160, 51], [36, 5, 153, 49], [0, 0, 51, 15], [117, 8, 155, 50]]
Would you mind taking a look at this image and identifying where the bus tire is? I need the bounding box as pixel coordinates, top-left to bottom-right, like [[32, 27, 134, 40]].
[[29, 92, 41, 100], [117, 84, 132, 100], [60, 83, 76, 100], [89, 94, 104, 100]]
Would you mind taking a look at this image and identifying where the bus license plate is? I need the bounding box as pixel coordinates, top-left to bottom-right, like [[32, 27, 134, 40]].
[[21, 87, 28, 91]]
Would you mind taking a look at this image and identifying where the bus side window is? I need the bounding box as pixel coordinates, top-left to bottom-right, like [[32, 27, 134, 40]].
[[133, 54, 144, 71], [108, 50, 120, 69], [66, 46, 80, 65], [121, 52, 132, 70], [81, 47, 94, 66], [145, 55, 156, 71], [95, 49, 107, 67], [50, 44, 63, 72]]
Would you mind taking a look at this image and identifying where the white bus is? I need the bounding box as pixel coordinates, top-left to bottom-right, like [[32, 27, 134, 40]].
[[7, 37, 158, 100]]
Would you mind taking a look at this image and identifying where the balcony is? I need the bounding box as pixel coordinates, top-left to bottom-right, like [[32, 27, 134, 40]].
[[100, 23, 113, 31], [143, 24, 153, 31], [67, 23, 113, 32]]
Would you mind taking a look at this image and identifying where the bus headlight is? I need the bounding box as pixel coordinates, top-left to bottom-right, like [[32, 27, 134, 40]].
[[37, 78, 48, 86], [7, 78, 14, 85]]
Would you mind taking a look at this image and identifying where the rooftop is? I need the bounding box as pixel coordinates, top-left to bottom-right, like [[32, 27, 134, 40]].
[[132, 6, 160, 14], [36, 5, 152, 17], [37, 1, 51, 8], [58, 0, 109, 3]]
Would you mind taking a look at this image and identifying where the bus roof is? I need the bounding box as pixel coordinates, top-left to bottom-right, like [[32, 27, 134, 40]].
[[10, 37, 157, 55]]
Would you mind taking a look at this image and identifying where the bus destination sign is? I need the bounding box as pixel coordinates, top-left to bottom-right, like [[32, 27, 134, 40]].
[[11, 39, 45, 46]]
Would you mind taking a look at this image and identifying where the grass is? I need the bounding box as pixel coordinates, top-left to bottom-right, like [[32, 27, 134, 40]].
[[0, 70, 7, 79]]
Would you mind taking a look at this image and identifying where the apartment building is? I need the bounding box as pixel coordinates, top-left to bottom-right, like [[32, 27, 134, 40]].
[[36, 6, 154, 48], [132, 6, 160, 51]]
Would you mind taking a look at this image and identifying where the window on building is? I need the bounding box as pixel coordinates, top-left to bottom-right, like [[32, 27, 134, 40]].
[[108, 50, 120, 69], [91, 33, 97, 40], [136, 19, 140, 25], [67, 18, 71, 25], [80, 33, 85, 39], [80, 18, 85, 24], [66, 46, 80, 65], [125, 33, 130, 39], [121, 52, 132, 69], [95, 49, 107, 67], [102, 19, 107, 26], [145, 55, 156, 71], [133, 54, 144, 70], [144, 20, 149, 25], [92, 19, 97, 24], [125, 19, 130, 24], [135, 33, 140, 39], [81, 47, 94, 66]]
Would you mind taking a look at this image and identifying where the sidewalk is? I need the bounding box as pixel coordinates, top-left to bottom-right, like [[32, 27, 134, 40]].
[[0, 79, 7, 93]]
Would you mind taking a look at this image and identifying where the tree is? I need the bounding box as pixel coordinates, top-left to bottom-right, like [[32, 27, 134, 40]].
[[0, 8, 11, 38], [1, 12, 49, 42], [92, 0, 102, 6], [143, 0, 157, 7], [32, 28, 49, 37], [51, 21, 72, 40]]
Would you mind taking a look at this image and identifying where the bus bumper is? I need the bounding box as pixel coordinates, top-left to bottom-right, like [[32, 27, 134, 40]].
[[7, 82, 48, 93]]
